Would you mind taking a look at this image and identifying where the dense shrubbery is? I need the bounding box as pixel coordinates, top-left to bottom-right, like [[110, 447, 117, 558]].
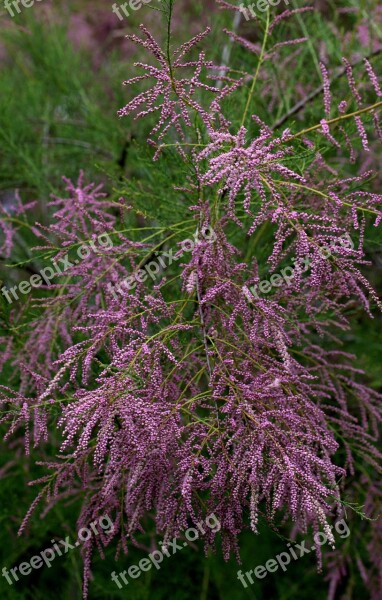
[[1, 2, 382, 598]]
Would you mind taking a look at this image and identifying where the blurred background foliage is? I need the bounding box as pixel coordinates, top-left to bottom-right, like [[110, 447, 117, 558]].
[[0, 1, 381, 598]]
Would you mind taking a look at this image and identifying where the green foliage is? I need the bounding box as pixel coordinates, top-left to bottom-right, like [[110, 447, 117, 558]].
[[0, 2, 381, 599]]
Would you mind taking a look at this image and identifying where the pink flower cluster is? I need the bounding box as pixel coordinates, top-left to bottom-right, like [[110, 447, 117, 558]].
[[1, 5, 382, 598]]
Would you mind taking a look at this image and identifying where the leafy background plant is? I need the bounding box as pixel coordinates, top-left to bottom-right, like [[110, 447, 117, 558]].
[[0, 1, 381, 599]]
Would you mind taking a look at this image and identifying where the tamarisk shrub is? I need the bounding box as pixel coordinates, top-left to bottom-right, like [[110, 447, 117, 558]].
[[1, 1, 382, 597]]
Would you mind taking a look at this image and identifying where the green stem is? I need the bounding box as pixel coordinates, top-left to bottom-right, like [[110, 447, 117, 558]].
[[166, 0, 175, 87], [291, 100, 382, 139], [240, 9, 270, 128]]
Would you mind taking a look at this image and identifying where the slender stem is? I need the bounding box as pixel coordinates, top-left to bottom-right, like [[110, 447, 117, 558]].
[[274, 179, 380, 216], [294, 8, 321, 79], [200, 562, 210, 600], [196, 272, 213, 381], [166, 0, 175, 83], [159, 142, 207, 149], [272, 48, 382, 130], [290, 100, 382, 140], [240, 9, 270, 128]]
